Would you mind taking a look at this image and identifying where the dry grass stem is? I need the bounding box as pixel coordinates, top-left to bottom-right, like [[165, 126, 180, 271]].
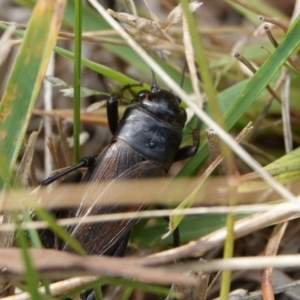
[[1, 177, 299, 211], [261, 222, 288, 300], [199, 122, 253, 182], [166, 268, 209, 300], [3, 277, 98, 300], [281, 70, 292, 153], [264, 24, 300, 73], [43, 53, 55, 178], [15, 121, 43, 186], [2, 249, 300, 298], [0, 24, 16, 67], [150, 255, 300, 272], [259, 16, 289, 32], [242, 279, 300, 300], [182, 16, 202, 103], [1, 203, 300, 232], [0, 249, 196, 286], [141, 203, 299, 264], [234, 52, 283, 104], [206, 128, 226, 175], [247, 68, 289, 141]]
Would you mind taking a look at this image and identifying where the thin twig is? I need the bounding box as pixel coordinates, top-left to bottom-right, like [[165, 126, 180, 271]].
[[43, 53, 55, 178], [259, 16, 288, 33], [264, 24, 300, 73], [264, 24, 278, 48], [240, 141, 276, 162], [247, 68, 287, 141], [1, 202, 300, 232], [206, 128, 226, 174], [182, 15, 203, 105], [281, 70, 292, 153], [233, 52, 282, 104], [212, 278, 300, 300], [261, 222, 288, 300]]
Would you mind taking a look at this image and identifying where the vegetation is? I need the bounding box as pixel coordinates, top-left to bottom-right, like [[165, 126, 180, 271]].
[[0, 0, 300, 299]]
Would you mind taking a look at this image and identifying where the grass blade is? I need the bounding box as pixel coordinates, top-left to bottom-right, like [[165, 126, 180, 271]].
[[180, 14, 300, 176], [0, 0, 67, 187]]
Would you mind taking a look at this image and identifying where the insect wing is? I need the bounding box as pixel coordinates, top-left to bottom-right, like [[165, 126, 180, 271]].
[[63, 141, 165, 255]]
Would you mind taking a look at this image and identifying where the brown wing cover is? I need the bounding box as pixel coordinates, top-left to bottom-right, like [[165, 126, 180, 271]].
[[63, 140, 166, 255]]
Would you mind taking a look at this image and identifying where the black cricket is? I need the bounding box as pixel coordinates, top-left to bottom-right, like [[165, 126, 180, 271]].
[[42, 76, 200, 257]]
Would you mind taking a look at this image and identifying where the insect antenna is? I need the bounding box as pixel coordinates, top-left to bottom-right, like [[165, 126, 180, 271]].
[[151, 69, 160, 92], [179, 59, 188, 89]]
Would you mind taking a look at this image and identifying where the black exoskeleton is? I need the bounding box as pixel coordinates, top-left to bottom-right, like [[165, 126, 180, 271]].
[[42, 77, 200, 298]]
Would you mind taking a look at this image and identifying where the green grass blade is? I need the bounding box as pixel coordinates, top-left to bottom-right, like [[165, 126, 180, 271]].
[[0, 21, 147, 90], [179, 79, 250, 176], [225, 15, 300, 130], [67, 277, 173, 299], [0, 0, 66, 187], [22, 210, 42, 248], [225, 0, 289, 23], [16, 221, 42, 300], [14, 1, 193, 92], [55, 47, 150, 89], [180, 15, 300, 176], [34, 208, 86, 255], [73, 0, 83, 163]]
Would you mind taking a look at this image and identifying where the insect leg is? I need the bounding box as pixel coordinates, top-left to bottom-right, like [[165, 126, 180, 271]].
[[41, 156, 96, 185], [112, 231, 131, 257], [107, 84, 143, 135], [106, 93, 119, 135], [174, 119, 201, 161]]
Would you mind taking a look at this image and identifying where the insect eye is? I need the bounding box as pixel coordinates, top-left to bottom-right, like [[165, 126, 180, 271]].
[[138, 91, 149, 101], [139, 93, 146, 99], [132, 90, 149, 104]]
